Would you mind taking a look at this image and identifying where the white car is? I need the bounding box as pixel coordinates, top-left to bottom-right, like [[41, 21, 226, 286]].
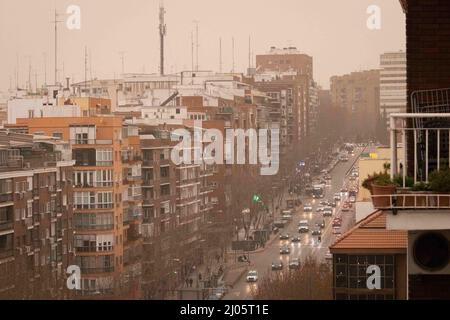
[[303, 204, 313, 212], [349, 196, 356, 203], [246, 270, 258, 282], [325, 251, 333, 260]]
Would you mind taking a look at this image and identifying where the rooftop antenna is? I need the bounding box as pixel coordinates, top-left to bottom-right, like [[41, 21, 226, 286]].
[[159, 1, 167, 75], [84, 46, 88, 95], [219, 37, 222, 73], [118, 51, 126, 75], [26, 55, 32, 93], [248, 36, 251, 71], [89, 48, 93, 81], [16, 53, 19, 89], [191, 31, 194, 72], [232, 37, 235, 73], [43, 52, 47, 86], [52, 9, 62, 85], [193, 20, 200, 71]]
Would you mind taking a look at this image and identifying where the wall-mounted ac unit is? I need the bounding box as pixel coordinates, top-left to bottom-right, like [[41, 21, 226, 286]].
[[409, 230, 450, 275]]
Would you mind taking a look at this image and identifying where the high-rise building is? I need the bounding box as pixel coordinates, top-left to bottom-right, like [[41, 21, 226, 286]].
[[380, 51, 407, 125], [330, 70, 380, 137]]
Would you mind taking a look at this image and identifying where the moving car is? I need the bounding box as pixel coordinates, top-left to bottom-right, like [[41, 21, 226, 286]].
[[312, 229, 322, 236], [272, 261, 283, 271], [316, 220, 325, 229], [334, 193, 341, 201], [280, 246, 291, 254], [289, 258, 301, 270], [316, 206, 325, 213], [332, 227, 341, 235], [246, 270, 258, 282], [323, 207, 333, 217], [349, 196, 356, 203], [279, 233, 290, 240], [281, 214, 293, 221], [298, 220, 310, 233], [303, 203, 313, 212], [291, 236, 301, 243]]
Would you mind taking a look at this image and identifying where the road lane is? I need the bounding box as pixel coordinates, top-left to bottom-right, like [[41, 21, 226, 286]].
[[223, 148, 362, 300]]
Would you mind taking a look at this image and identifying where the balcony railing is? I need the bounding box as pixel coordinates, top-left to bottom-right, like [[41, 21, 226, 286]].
[[389, 111, 450, 186], [70, 139, 113, 145], [0, 221, 13, 231], [372, 193, 450, 210]]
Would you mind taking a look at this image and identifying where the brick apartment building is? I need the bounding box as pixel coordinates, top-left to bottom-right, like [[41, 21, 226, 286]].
[[0, 130, 75, 299], [14, 116, 143, 298]]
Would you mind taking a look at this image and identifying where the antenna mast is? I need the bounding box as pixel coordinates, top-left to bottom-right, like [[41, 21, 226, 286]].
[[193, 20, 199, 71], [232, 37, 235, 73], [53, 9, 62, 85], [159, 2, 167, 75], [219, 38, 222, 73]]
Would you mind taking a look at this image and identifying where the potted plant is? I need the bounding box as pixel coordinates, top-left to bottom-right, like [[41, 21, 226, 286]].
[[362, 172, 396, 208], [429, 169, 450, 207]]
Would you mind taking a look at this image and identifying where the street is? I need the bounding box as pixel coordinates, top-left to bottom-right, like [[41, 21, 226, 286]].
[[223, 148, 362, 300]]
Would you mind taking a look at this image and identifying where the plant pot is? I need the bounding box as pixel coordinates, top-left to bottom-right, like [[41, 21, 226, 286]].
[[371, 184, 397, 208]]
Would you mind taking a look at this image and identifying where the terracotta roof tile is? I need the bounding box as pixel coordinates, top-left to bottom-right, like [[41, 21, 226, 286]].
[[330, 210, 407, 250]]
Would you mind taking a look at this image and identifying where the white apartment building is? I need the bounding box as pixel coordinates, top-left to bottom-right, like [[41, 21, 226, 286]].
[[380, 51, 407, 125]]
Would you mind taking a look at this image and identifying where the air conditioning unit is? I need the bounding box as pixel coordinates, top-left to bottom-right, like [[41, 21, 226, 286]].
[[409, 230, 450, 275]]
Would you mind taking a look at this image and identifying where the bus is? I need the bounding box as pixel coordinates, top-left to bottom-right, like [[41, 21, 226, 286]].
[[312, 185, 325, 199]]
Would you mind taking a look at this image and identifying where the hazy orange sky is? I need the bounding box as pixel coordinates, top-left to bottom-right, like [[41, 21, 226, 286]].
[[0, 0, 405, 91]]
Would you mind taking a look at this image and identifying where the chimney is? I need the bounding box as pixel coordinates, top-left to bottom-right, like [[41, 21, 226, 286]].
[[66, 77, 70, 90]]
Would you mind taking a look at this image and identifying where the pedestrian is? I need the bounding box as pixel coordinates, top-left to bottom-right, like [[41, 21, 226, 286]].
[[198, 273, 202, 282], [185, 278, 189, 287], [189, 278, 193, 287]]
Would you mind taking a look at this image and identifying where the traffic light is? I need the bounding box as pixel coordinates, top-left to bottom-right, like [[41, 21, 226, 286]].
[[252, 194, 261, 203]]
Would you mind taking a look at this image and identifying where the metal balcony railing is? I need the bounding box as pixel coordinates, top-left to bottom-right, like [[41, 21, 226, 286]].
[[389, 111, 450, 185]]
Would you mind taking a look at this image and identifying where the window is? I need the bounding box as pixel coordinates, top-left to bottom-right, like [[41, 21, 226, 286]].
[[161, 185, 171, 196], [176, 108, 180, 114], [53, 132, 63, 139], [160, 166, 170, 178], [95, 170, 113, 187], [97, 192, 113, 209], [96, 149, 113, 166]]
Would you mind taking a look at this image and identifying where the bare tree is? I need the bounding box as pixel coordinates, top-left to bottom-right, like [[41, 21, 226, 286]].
[[252, 256, 333, 300]]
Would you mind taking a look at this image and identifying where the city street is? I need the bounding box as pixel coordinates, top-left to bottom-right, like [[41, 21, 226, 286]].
[[223, 148, 362, 300]]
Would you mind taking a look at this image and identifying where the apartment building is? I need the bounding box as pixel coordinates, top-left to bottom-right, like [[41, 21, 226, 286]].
[[14, 116, 143, 298], [380, 51, 407, 126], [0, 130, 75, 299], [138, 125, 206, 299], [330, 70, 380, 137]]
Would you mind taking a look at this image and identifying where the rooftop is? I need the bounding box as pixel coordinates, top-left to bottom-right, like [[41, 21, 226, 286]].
[[330, 210, 407, 252]]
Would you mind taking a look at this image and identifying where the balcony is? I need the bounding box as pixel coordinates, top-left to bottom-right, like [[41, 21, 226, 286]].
[[370, 109, 450, 215], [80, 266, 114, 274], [0, 221, 13, 232], [70, 139, 113, 146], [0, 250, 13, 260]]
